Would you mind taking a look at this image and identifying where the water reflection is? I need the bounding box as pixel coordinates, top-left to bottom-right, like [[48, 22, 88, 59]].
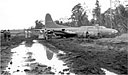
[[5, 40, 72, 75], [4, 40, 117, 75]]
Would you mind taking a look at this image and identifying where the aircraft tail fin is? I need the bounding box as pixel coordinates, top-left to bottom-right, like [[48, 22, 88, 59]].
[[45, 13, 58, 28], [45, 13, 68, 28]]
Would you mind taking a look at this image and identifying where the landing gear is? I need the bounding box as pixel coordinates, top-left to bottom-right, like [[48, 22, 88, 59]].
[[97, 33, 102, 38], [85, 31, 90, 38]]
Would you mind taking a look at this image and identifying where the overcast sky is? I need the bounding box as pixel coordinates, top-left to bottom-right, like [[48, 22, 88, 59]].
[[0, 0, 127, 30]]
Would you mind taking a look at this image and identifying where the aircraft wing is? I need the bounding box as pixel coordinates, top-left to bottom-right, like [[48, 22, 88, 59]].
[[53, 30, 77, 38], [65, 30, 76, 34]]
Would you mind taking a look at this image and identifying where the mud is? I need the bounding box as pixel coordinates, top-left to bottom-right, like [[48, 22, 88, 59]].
[[23, 63, 55, 75], [1, 36, 69, 75], [0, 36, 26, 74], [43, 38, 128, 75], [1, 34, 128, 75]]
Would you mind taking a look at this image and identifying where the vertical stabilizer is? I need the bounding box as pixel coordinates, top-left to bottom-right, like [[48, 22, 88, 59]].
[[45, 13, 57, 28], [45, 13, 68, 28]]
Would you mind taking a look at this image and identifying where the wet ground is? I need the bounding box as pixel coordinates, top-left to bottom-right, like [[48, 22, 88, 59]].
[[1, 34, 128, 75], [1, 36, 73, 75], [1, 36, 25, 72], [40, 36, 128, 75], [2, 40, 73, 75]]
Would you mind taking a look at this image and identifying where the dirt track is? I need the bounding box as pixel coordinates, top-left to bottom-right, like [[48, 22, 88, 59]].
[[1, 34, 128, 75], [41, 38, 128, 75], [0, 36, 25, 74]]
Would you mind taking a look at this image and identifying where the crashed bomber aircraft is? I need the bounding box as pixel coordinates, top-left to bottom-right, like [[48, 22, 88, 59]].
[[34, 13, 118, 38], [30, 13, 119, 60]]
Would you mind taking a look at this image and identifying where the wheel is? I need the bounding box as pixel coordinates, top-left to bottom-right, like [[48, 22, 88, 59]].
[[86, 31, 89, 38], [97, 33, 102, 38]]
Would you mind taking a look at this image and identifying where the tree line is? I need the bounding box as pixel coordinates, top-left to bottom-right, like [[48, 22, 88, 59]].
[[58, 0, 128, 33], [35, 0, 128, 33]]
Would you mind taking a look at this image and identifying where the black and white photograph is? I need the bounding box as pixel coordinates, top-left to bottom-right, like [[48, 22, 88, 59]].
[[0, 0, 128, 75]]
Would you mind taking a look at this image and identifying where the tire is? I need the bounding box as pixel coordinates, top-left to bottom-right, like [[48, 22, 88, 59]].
[[97, 33, 102, 38], [86, 32, 89, 38]]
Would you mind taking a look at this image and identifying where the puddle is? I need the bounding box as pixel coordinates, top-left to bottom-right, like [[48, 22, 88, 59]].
[[101, 68, 117, 75], [5, 45, 30, 75], [4, 40, 74, 75], [4, 40, 118, 75]]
